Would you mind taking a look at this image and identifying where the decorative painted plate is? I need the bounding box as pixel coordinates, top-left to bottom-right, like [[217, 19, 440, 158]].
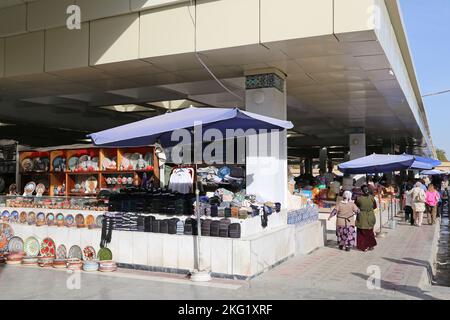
[[85, 176, 98, 193], [24, 236, 40, 257], [52, 156, 64, 171], [83, 246, 96, 261], [24, 182, 36, 195], [7, 236, 23, 253], [68, 156, 79, 172], [85, 215, 95, 226], [1, 210, 10, 222], [0, 223, 14, 253], [40, 237, 56, 257], [56, 213, 64, 221], [144, 152, 153, 166], [68, 245, 82, 260], [56, 244, 67, 260], [21, 158, 33, 172], [36, 212, 45, 223], [19, 212, 27, 224], [75, 214, 84, 226], [27, 212, 36, 225], [130, 153, 141, 170], [65, 214, 75, 227], [35, 183, 45, 195], [10, 211, 19, 223], [91, 157, 99, 170], [77, 155, 90, 170], [121, 154, 131, 170], [96, 215, 104, 228], [97, 247, 113, 261], [46, 213, 55, 225]]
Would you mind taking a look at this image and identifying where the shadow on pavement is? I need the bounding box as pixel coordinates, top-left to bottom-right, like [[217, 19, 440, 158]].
[[382, 257, 434, 282], [351, 272, 439, 300]]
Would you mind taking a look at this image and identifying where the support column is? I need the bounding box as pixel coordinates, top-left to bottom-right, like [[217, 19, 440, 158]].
[[319, 147, 328, 173], [245, 69, 287, 205], [349, 128, 366, 160]]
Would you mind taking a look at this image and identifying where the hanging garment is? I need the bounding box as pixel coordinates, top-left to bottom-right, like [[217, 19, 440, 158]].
[[169, 168, 194, 194]]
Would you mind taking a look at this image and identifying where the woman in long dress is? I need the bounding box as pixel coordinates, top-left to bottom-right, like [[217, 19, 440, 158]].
[[355, 185, 377, 252], [328, 191, 359, 251]]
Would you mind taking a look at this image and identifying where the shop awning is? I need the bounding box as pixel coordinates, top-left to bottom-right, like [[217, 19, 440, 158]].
[[88, 106, 293, 147], [404, 154, 441, 169], [338, 154, 415, 174], [421, 169, 446, 175]]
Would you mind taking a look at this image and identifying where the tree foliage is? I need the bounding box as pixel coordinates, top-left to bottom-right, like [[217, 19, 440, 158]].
[[436, 148, 448, 162]]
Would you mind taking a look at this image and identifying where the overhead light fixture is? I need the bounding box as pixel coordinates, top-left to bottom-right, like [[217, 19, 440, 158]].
[[287, 130, 306, 139], [388, 69, 395, 76], [100, 104, 155, 113], [147, 99, 204, 111], [77, 138, 92, 143], [0, 123, 15, 127]]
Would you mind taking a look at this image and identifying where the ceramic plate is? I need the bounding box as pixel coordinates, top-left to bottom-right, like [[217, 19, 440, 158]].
[[91, 157, 99, 170], [24, 182, 36, 195], [19, 212, 27, 224], [144, 152, 153, 166], [96, 215, 104, 228], [83, 246, 96, 261], [68, 157, 79, 172], [56, 244, 67, 260], [24, 236, 40, 257], [21, 158, 33, 172], [78, 155, 90, 170], [75, 213, 84, 226], [10, 211, 19, 223], [68, 245, 82, 260], [97, 247, 113, 261], [1, 210, 10, 222], [36, 212, 45, 223], [27, 212, 36, 225], [65, 214, 75, 227], [85, 176, 98, 193], [85, 215, 95, 226], [121, 156, 131, 170], [130, 153, 141, 170], [56, 213, 64, 222], [53, 156, 64, 171], [7, 236, 23, 253], [46, 213, 54, 224], [36, 183, 45, 195], [0, 223, 13, 253], [40, 237, 56, 257]]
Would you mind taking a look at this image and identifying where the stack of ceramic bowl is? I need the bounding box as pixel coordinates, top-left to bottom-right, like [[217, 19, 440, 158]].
[[38, 256, 54, 267], [52, 259, 67, 269], [82, 260, 99, 272], [98, 260, 117, 272], [66, 258, 83, 271], [22, 256, 39, 266], [6, 252, 25, 265]]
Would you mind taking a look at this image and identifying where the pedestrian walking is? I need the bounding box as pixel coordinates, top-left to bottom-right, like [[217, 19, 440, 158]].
[[425, 184, 440, 225], [439, 184, 449, 216], [355, 185, 377, 252], [411, 182, 426, 226], [404, 184, 414, 225], [328, 191, 359, 251]]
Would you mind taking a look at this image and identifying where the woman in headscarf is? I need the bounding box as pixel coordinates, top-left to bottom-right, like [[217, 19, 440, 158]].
[[355, 185, 378, 252], [328, 190, 359, 251]]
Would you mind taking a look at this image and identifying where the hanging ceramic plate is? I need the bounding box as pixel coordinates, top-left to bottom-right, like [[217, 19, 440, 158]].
[[68, 245, 82, 260], [85, 215, 95, 226], [130, 153, 141, 170], [7, 236, 23, 253], [46, 213, 54, 225], [27, 212, 36, 225], [97, 247, 113, 261], [10, 211, 19, 223], [1, 210, 10, 222], [36, 183, 45, 195], [40, 237, 56, 257], [84, 176, 98, 193], [83, 246, 96, 261], [56, 213, 64, 222], [121, 154, 131, 170], [36, 212, 45, 223], [75, 213, 84, 226], [21, 158, 33, 172], [53, 156, 64, 171], [68, 157, 78, 172], [0, 223, 13, 253], [24, 182, 36, 195], [78, 155, 90, 170], [56, 244, 67, 260], [96, 215, 104, 228], [91, 157, 99, 170], [65, 214, 75, 227], [24, 236, 40, 257], [19, 212, 27, 224]]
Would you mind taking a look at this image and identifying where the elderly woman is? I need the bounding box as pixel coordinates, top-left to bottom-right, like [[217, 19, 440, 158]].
[[355, 185, 378, 252], [328, 191, 359, 251]]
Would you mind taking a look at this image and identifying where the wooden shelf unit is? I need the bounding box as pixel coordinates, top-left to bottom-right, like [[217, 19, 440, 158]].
[[19, 146, 159, 197]]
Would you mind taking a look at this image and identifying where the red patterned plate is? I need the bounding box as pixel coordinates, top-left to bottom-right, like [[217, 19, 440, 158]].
[[40, 237, 56, 257], [83, 246, 96, 261]]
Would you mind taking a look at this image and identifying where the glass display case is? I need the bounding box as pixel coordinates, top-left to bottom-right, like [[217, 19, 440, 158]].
[[0, 195, 108, 211]]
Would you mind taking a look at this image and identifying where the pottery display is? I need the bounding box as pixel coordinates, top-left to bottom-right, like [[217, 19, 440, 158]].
[[65, 214, 75, 227], [68, 245, 82, 260], [46, 213, 55, 226], [27, 212, 36, 225], [35, 184, 45, 197], [83, 260, 99, 272], [98, 260, 117, 272], [67, 258, 83, 270], [22, 256, 39, 266], [96, 215, 103, 228], [36, 212, 46, 226], [10, 211, 19, 223], [97, 247, 113, 261], [38, 256, 54, 267], [52, 156, 66, 172], [56, 213, 65, 226], [52, 259, 67, 269], [85, 215, 95, 227], [40, 237, 56, 257], [19, 212, 27, 224], [23, 182, 36, 196], [24, 236, 40, 257], [0, 223, 13, 253], [21, 158, 33, 172], [83, 246, 96, 261], [68, 157, 78, 172], [56, 244, 67, 260], [1, 210, 10, 222]]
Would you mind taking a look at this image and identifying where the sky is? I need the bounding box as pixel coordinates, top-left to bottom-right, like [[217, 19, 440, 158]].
[[399, 0, 450, 156]]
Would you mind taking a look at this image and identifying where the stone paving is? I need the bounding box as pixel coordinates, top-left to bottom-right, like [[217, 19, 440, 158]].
[[0, 217, 448, 300]]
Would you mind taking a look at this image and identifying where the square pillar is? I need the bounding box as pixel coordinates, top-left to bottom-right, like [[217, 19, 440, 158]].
[[245, 69, 288, 205]]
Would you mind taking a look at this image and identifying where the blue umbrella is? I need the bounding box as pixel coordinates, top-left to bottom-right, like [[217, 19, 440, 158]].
[[88, 106, 293, 147], [338, 154, 415, 174], [421, 169, 445, 175], [403, 154, 441, 169]]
